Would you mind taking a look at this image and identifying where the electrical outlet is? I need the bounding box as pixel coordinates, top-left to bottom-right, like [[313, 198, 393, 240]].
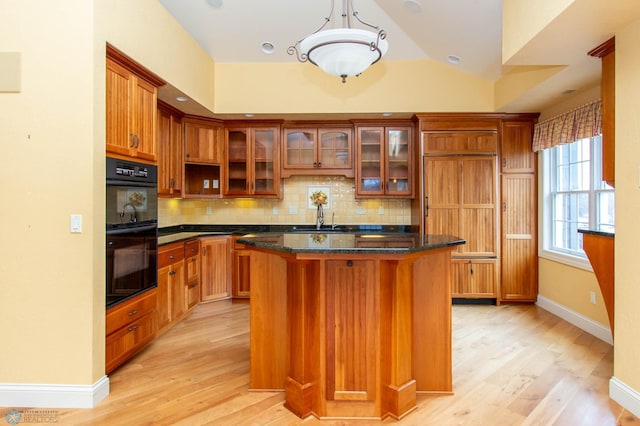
[[213, 179, 219, 189], [70, 214, 82, 233], [590, 291, 597, 305], [203, 179, 210, 189], [378, 206, 385, 215], [206, 206, 213, 215], [272, 207, 279, 215], [288, 206, 298, 215], [356, 207, 365, 215]]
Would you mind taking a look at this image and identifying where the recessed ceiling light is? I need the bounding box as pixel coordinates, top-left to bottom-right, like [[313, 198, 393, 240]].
[[261, 42, 275, 55], [404, 0, 422, 13], [205, 0, 223, 9], [244, 113, 255, 118], [383, 112, 393, 117], [447, 55, 462, 64], [176, 96, 189, 102]]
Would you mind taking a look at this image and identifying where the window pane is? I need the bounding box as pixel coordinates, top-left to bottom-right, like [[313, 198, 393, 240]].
[[597, 191, 615, 232]]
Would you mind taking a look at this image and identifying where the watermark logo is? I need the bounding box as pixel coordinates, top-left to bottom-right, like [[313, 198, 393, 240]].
[[4, 409, 58, 424], [5, 411, 21, 425]]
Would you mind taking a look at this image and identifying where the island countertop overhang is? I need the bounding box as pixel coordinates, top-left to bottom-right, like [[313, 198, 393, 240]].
[[236, 232, 465, 255]]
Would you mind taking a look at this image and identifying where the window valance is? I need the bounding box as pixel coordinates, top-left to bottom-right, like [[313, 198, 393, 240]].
[[532, 100, 602, 152]]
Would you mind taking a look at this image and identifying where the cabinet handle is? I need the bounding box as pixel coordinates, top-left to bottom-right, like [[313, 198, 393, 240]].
[[203, 247, 207, 256], [503, 202, 507, 212], [425, 196, 429, 217], [317, 162, 321, 168], [129, 133, 136, 148], [185, 153, 190, 158], [128, 310, 138, 317], [170, 178, 174, 189], [127, 325, 139, 332], [503, 158, 507, 168], [189, 283, 197, 288], [346, 260, 353, 267], [469, 260, 474, 275]]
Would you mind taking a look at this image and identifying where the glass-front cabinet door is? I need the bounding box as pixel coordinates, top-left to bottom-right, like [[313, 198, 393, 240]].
[[356, 127, 384, 195], [319, 128, 352, 173], [355, 125, 413, 197], [225, 128, 249, 195], [283, 129, 316, 171], [224, 126, 279, 197], [385, 127, 411, 196], [252, 128, 277, 196], [281, 127, 353, 177]]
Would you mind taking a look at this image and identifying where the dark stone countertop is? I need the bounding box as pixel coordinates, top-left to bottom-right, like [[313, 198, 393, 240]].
[[236, 232, 465, 255], [578, 229, 615, 238], [158, 224, 419, 246]]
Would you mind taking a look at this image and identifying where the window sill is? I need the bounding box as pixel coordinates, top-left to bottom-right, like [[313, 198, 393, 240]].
[[539, 249, 593, 272]]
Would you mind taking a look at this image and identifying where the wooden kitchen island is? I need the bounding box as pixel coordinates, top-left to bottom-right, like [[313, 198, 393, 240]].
[[237, 232, 465, 421]]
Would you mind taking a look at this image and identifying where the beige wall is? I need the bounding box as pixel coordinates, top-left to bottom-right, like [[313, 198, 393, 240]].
[[613, 19, 640, 392], [0, 0, 100, 385], [214, 59, 494, 114], [538, 259, 609, 326]]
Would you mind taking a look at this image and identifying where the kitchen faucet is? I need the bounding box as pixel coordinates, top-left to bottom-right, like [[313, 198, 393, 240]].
[[120, 202, 138, 223], [316, 203, 324, 230]]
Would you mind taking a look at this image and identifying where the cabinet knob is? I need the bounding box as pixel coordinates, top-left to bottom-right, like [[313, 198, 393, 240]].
[[128, 310, 138, 317], [186, 153, 190, 158], [169, 254, 174, 259], [346, 260, 353, 267], [127, 325, 139, 332]]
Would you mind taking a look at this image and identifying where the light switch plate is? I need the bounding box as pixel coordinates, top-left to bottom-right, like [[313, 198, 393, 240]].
[[70, 214, 82, 233]]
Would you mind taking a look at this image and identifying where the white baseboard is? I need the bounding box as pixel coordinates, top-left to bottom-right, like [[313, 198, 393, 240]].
[[536, 295, 613, 345], [0, 375, 109, 408], [611, 377, 640, 419]]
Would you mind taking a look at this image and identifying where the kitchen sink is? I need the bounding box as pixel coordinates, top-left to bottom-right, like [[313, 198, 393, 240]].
[[286, 225, 348, 233]]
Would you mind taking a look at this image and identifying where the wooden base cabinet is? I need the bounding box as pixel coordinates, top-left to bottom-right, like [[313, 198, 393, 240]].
[[200, 236, 232, 302], [106, 289, 157, 373], [157, 242, 186, 333], [452, 259, 498, 298], [185, 239, 201, 308]]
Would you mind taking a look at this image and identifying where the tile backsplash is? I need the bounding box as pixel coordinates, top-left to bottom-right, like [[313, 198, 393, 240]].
[[158, 176, 412, 227]]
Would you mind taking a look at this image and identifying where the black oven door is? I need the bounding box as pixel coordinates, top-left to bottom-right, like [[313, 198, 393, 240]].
[[106, 224, 158, 308]]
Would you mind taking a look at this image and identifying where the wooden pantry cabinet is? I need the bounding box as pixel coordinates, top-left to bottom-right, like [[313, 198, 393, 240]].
[[416, 113, 538, 303], [354, 123, 414, 198], [224, 124, 281, 198], [106, 45, 164, 163], [500, 120, 537, 302], [281, 125, 354, 177]]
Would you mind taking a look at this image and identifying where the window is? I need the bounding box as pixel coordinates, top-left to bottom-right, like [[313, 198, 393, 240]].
[[541, 135, 614, 267]]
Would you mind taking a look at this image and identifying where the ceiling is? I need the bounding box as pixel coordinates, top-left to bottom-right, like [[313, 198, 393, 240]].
[[157, 0, 640, 119]]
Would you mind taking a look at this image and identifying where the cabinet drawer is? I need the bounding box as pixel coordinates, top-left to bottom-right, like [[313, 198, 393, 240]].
[[106, 289, 157, 336], [158, 244, 185, 268], [185, 239, 200, 256], [106, 311, 156, 373]]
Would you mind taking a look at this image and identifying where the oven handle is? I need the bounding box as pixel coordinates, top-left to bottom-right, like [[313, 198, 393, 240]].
[[107, 224, 157, 236], [106, 179, 157, 188]]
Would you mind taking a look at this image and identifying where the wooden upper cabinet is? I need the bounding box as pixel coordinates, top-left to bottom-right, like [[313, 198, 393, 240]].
[[589, 37, 615, 187], [224, 125, 280, 198], [183, 117, 223, 164], [106, 47, 163, 163], [355, 125, 413, 198], [501, 120, 535, 173], [157, 103, 183, 197], [281, 126, 353, 177], [423, 132, 497, 154]]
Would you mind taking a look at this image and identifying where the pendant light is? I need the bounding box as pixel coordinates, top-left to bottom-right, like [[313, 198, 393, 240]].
[[288, 0, 388, 83]]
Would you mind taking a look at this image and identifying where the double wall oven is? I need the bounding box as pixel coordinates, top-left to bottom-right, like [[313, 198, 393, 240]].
[[106, 157, 158, 308]]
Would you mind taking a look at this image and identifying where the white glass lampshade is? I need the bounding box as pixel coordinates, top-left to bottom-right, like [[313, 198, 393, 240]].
[[300, 28, 388, 81]]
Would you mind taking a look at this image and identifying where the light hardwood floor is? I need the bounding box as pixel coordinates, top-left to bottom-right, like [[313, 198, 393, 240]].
[[54, 300, 638, 425]]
